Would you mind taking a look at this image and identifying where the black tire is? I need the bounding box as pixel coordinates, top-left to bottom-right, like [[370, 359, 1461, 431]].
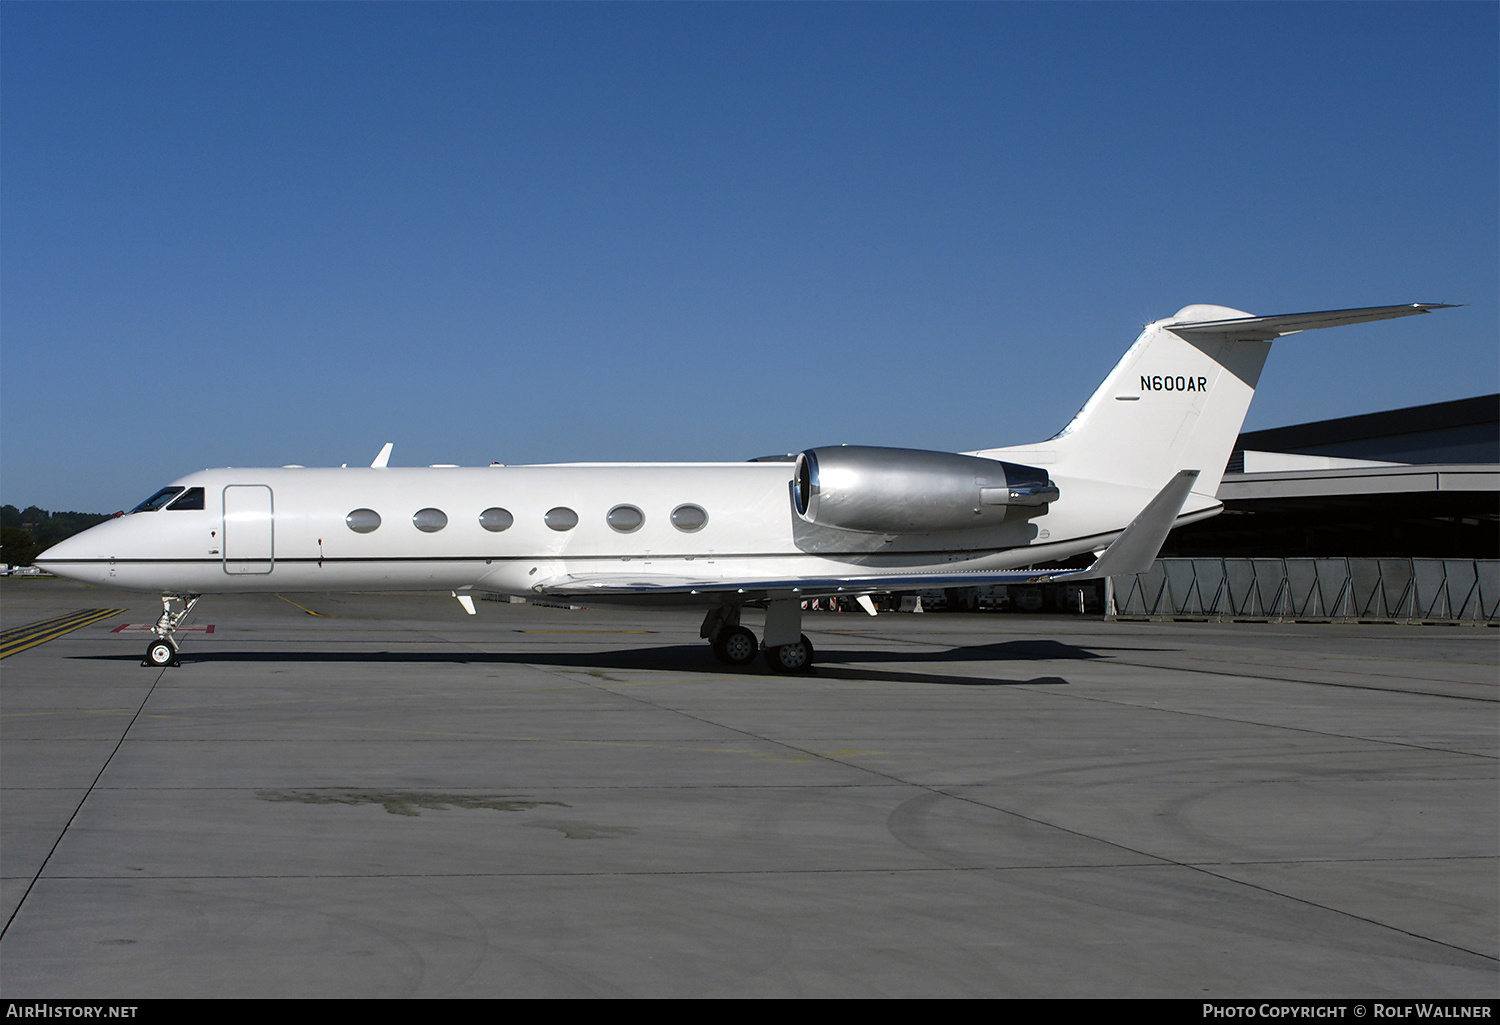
[[146, 639, 177, 667], [712, 626, 758, 666], [764, 634, 815, 673]]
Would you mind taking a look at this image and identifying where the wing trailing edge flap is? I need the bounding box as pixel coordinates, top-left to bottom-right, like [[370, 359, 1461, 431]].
[[532, 470, 1200, 600]]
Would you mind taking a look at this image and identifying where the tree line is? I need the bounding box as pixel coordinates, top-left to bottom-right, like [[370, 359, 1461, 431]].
[[1, 505, 111, 566]]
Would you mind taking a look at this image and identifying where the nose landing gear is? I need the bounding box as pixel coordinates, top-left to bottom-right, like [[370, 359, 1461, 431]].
[[142, 594, 200, 668], [145, 636, 179, 667]]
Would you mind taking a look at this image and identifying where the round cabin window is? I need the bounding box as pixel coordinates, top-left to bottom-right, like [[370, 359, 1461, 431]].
[[670, 504, 708, 532], [346, 509, 381, 533], [479, 507, 513, 532], [413, 508, 448, 532], [545, 507, 579, 531], [607, 505, 645, 533]]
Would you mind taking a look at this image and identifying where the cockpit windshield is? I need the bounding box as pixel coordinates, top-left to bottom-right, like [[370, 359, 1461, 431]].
[[167, 487, 204, 510], [131, 487, 184, 513]]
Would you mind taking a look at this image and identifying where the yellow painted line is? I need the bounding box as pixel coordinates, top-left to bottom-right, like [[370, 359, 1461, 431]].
[[0, 609, 126, 658], [517, 629, 652, 634], [273, 595, 428, 621], [277, 595, 327, 616]]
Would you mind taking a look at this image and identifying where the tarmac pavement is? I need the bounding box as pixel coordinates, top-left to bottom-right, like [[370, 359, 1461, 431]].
[[1, 578, 1495, 997]]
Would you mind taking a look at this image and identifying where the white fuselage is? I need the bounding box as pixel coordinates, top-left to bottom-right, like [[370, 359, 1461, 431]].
[[38, 460, 1207, 599]]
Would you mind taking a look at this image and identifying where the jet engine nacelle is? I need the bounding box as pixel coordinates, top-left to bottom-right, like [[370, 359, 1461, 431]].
[[791, 446, 1058, 534]]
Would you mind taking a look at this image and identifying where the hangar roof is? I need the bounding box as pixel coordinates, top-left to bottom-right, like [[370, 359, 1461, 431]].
[[1229, 394, 1498, 469], [1218, 463, 1497, 501]]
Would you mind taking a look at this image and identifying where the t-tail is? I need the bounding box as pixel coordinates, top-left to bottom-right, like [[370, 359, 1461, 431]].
[[978, 303, 1453, 496]]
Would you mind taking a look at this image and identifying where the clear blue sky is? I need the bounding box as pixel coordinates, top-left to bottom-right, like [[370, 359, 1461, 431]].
[[3, 2, 1495, 513]]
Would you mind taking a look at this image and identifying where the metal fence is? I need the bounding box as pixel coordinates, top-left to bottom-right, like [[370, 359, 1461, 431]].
[[1110, 558, 1499, 623]]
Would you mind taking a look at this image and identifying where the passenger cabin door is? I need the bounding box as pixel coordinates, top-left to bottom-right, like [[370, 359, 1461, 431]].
[[223, 485, 274, 574]]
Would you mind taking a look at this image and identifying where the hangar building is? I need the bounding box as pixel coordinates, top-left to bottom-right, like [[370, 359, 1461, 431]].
[[1108, 394, 1498, 622], [1168, 393, 1498, 560]]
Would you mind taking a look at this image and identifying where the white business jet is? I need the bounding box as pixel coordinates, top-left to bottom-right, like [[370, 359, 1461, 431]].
[[36, 303, 1449, 670]]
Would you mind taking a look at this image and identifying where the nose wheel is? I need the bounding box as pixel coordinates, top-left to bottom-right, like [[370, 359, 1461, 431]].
[[145, 636, 179, 668], [142, 594, 199, 668]]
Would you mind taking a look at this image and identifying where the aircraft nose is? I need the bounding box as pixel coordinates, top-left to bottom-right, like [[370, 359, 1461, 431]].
[[33, 527, 109, 583]]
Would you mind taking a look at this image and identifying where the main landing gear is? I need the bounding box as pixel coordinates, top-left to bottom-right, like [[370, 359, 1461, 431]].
[[143, 594, 200, 668], [763, 634, 815, 673], [701, 601, 816, 673]]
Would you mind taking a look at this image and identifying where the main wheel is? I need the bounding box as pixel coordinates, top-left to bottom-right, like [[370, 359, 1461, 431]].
[[712, 626, 758, 666], [764, 634, 815, 673], [145, 638, 177, 667]]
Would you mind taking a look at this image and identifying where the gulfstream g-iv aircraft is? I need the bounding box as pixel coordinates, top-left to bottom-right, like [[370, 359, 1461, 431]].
[[37, 303, 1451, 670]]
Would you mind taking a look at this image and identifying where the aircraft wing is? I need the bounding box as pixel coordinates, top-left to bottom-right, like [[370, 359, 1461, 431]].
[[1169, 303, 1454, 341], [533, 566, 1084, 602], [533, 471, 1200, 602]]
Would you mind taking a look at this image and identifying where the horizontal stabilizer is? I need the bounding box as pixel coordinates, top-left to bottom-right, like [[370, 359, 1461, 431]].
[[1169, 303, 1454, 341]]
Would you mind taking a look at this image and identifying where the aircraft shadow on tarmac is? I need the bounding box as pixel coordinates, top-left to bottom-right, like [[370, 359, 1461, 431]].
[[75, 637, 1111, 688]]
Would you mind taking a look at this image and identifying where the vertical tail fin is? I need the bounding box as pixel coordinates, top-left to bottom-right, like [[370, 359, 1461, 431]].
[[979, 303, 1451, 494], [1037, 304, 1270, 494]]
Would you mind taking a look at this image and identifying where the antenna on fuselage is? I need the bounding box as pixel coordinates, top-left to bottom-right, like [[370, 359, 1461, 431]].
[[371, 442, 393, 469]]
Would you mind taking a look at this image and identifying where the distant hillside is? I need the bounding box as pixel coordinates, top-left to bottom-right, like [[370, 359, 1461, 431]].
[[1, 505, 111, 566]]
